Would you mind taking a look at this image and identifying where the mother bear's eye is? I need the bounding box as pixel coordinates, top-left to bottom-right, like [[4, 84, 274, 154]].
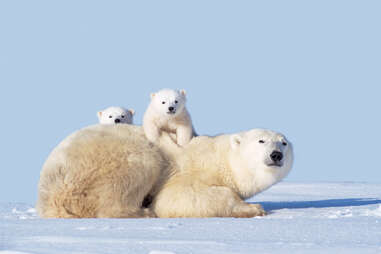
[[109, 115, 113, 118], [259, 140, 265, 144], [175, 100, 178, 104], [282, 142, 287, 146], [162, 101, 166, 104]]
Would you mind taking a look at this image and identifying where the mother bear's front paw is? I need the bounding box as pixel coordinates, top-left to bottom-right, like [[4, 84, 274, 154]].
[[232, 203, 266, 218]]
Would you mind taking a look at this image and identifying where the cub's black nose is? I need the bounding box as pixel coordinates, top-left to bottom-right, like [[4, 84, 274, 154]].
[[270, 151, 283, 162], [168, 107, 174, 112], [114, 119, 121, 123]]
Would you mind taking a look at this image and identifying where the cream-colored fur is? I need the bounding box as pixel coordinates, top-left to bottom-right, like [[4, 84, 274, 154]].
[[36, 124, 170, 218], [152, 129, 294, 218], [143, 89, 195, 147], [37, 125, 293, 219]]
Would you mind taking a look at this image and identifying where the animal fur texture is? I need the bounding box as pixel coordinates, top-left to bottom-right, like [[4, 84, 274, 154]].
[[143, 89, 195, 147], [37, 125, 293, 218], [36, 124, 169, 218], [98, 106, 135, 125], [152, 129, 293, 217]]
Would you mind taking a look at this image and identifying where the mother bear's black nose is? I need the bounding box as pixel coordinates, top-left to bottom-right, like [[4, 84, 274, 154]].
[[114, 119, 121, 123], [168, 107, 174, 112], [270, 151, 283, 162]]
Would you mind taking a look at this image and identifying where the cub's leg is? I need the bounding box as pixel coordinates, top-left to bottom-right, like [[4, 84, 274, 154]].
[[176, 125, 193, 147], [143, 121, 161, 143]]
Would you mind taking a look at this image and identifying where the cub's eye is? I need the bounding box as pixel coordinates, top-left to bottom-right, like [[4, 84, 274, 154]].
[[175, 100, 178, 104], [162, 101, 166, 104], [109, 115, 113, 118], [121, 115, 125, 118], [259, 140, 265, 144], [282, 142, 287, 146]]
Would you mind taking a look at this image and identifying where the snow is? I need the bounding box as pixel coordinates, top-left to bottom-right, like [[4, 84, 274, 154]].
[[1, 182, 381, 254]]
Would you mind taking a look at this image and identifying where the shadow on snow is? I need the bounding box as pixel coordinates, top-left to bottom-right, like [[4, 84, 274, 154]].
[[254, 198, 381, 211]]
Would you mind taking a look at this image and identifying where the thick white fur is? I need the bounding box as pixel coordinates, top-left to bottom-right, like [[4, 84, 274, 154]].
[[143, 89, 195, 147], [98, 106, 135, 125], [153, 128, 293, 218], [37, 125, 293, 218], [36, 124, 170, 218]]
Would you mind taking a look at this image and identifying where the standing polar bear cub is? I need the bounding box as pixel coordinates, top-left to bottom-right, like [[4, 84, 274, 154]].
[[37, 124, 293, 218], [98, 106, 135, 125], [143, 89, 195, 147], [152, 128, 293, 218]]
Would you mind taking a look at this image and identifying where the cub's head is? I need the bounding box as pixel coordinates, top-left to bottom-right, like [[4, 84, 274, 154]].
[[150, 89, 187, 116], [97, 106, 135, 125], [230, 129, 294, 195]]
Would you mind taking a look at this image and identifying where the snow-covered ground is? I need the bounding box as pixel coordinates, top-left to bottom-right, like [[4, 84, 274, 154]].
[[1, 182, 381, 254]]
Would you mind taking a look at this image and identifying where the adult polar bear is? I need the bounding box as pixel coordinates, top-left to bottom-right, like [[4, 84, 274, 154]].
[[37, 125, 167, 218], [153, 129, 293, 218], [37, 124, 293, 218]]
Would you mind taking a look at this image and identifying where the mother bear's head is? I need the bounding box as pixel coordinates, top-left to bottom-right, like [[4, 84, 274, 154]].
[[229, 129, 294, 198]]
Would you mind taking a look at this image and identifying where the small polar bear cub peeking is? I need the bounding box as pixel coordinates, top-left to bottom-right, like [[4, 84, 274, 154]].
[[97, 106, 135, 125], [143, 89, 195, 147]]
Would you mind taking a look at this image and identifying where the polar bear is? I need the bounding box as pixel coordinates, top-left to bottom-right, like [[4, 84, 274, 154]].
[[36, 124, 170, 218], [37, 124, 293, 218], [143, 89, 195, 147], [152, 128, 293, 218], [97, 106, 135, 125]]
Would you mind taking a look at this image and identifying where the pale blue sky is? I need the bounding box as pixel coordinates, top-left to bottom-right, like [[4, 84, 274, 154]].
[[0, 1, 380, 204]]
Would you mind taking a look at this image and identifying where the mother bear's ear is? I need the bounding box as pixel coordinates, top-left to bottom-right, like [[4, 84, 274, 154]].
[[230, 134, 242, 150]]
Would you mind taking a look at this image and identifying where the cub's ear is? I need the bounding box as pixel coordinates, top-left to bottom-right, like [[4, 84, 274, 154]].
[[97, 111, 103, 120], [230, 134, 242, 150], [128, 109, 135, 115], [180, 89, 186, 96], [150, 93, 155, 99]]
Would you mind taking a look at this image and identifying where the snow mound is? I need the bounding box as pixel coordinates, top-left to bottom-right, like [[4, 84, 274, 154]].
[[364, 204, 381, 217], [0, 203, 37, 220]]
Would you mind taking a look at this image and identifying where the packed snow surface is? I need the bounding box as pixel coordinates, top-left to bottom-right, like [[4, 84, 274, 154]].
[[1, 182, 381, 254]]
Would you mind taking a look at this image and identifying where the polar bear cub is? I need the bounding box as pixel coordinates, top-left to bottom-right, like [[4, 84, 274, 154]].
[[98, 106, 135, 125], [143, 89, 195, 147]]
